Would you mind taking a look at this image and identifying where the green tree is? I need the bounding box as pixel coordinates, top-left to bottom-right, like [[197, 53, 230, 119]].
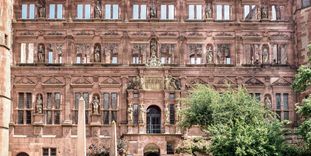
[[178, 85, 286, 156], [292, 44, 311, 151]]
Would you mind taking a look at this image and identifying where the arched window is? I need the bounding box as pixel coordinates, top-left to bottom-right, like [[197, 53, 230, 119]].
[[16, 152, 29, 156], [147, 105, 161, 134]]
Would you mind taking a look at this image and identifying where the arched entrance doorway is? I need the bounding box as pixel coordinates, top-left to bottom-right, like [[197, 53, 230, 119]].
[[146, 105, 161, 134], [143, 143, 160, 156], [16, 152, 29, 156]]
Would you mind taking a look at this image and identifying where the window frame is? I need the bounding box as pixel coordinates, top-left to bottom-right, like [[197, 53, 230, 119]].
[[17, 92, 33, 125], [132, 4, 147, 20], [48, 4, 63, 20], [187, 4, 203, 20], [21, 3, 36, 19], [76, 3, 91, 19], [215, 4, 231, 21], [104, 4, 119, 20], [160, 4, 175, 20]]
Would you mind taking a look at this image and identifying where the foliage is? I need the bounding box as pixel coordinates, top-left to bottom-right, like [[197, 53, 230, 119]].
[[292, 66, 311, 92], [179, 85, 286, 156], [175, 137, 210, 155], [292, 44, 311, 152]]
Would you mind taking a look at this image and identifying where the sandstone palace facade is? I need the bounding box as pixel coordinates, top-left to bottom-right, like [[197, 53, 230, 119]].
[[0, 0, 310, 156]]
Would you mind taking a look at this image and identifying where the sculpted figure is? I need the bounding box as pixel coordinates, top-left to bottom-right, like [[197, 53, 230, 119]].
[[94, 45, 101, 62], [94, 0, 102, 18], [92, 95, 100, 114], [150, 2, 157, 18], [139, 105, 146, 124], [207, 46, 213, 63], [264, 95, 272, 109], [128, 105, 133, 123], [261, 6, 268, 19], [262, 47, 269, 63], [36, 94, 43, 114], [165, 106, 170, 124], [37, 0, 46, 18], [38, 44, 45, 62], [205, 2, 212, 19], [150, 39, 157, 56]]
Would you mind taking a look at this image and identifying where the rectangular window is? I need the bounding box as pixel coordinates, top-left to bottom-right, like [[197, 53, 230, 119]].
[[188, 5, 202, 20], [216, 4, 230, 20], [49, 4, 63, 19], [102, 92, 118, 124], [276, 93, 281, 110], [244, 5, 256, 20], [255, 93, 261, 101], [283, 93, 289, 110], [48, 51, 53, 63], [22, 4, 28, 19], [73, 92, 89, 124], [21, 4, 35, 19], [46, 92, 61, 125], [167, 143, 174, 154], [111, 56, 118, 64], [49, 4, 55, 19], [77, 4, 91, 19], [161, 5, 174, 20], [43, 148, 57, 156], [57, 4, 63, 19], [133, 4, 147, 19], [271, 5, 277, 20], [169, 104, 175, 124], [20, 43, 34, 64], [302, 0, 311, 8], [105, 4, 119, 19]]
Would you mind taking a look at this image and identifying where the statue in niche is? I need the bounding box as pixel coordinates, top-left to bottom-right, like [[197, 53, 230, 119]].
[[205, 2, 212, 19], [206, 45, 213, 63], [127, 105, 133, 124], [38, 44, 45, 63], [140, 76, 145, 89], [165, 106, 170, 124], [56, 44, 63, 63], [150, 0, 157, 18], [264, 95, 272, 109], [94, 44, 101, 62], [254, 45, 260, 64], [37, 0, 46, 18], [262, 46, 269, 63], [150, 39, 158, 56], [94, 0, 102, 18], [92, 95, 100, 114], [139, 105, 146, 124], [261, 6, 268, 19], [36, 94, 43, 114], [275, 6, 281, 20]]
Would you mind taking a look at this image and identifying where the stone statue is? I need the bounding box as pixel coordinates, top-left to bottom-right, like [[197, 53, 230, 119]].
[[150, 39, 157, 56], [275, 6, 281, 20], [150, 1, 157, 18], [36, 94, 43, 114], [140, 76, 145, 89], [94, 45, 101, 62], [92, 95, 100, 114], [165, 106, 170, 124], [128, 105, 133, 124], [261, 6, 268, 19], [206, 46, 213, 63], [165, 75, 180, 90], [264, 95, 272, 109], [205, 2, 212, 19], [38, 44, 45, 62], [262, 47, 269, 63], [94, 0, 102, 18], [37, 0, 46, 18], [139, 105, 145, 124], [254, 45, 260, 64]]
